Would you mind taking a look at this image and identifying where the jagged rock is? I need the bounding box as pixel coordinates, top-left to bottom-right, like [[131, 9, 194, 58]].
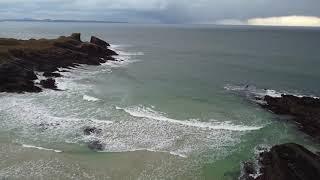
[[0, 33, 118, 93], [90, 36, 110, 48], [240, 161, 257, 180], [70, 33, 81, 42], [260, 95, 320, 142], [40, 78, 57, 89], [0, 62, 41, 93], [242, 143, 320, 180], [43, 72, 62, 77], [88, 140, 104, 151]]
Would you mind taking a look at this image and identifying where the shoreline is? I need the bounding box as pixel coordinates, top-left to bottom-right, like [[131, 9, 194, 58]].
[[0, 33, 118, 93]]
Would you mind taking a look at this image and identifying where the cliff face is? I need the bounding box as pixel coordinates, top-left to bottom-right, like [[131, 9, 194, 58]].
[[239, 94, 320, 180], [0, 33, 117, 93], [241, 143, 320, 180], [261, 95, 320, 142]]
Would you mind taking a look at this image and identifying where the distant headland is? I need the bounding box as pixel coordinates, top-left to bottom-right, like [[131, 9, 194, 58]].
[[0, 18, 128, 24]]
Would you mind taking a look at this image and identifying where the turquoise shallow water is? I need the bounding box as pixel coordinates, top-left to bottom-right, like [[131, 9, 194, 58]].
[[0, 22, 320, 179]]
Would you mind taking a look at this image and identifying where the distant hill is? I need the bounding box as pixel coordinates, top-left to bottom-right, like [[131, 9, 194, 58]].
[[0, 18, 127, 23]]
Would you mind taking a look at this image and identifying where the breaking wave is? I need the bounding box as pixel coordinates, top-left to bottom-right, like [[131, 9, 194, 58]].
[[116, 105, 263, 131], [22, 144, 62, 153], [224, 84, 320, 100]]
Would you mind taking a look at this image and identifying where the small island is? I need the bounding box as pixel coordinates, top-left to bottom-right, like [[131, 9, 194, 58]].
[[0, 33, 117, 93]]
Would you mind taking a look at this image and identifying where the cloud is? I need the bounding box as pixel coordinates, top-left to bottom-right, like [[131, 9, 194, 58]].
[[215, 19, 246, 26], [247, 16, 320, 27], [216, 16, 320, 27], [1, 0, 320, 23]]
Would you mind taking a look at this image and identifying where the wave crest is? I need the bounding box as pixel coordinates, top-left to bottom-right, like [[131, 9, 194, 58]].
[[116, 105, 262, 131]]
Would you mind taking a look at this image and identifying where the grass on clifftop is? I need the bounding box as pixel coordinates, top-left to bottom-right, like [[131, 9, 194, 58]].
[[0, 36, 77, 64]]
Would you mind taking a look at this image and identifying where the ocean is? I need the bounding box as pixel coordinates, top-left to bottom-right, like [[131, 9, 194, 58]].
[[0, 22, 320, 179]]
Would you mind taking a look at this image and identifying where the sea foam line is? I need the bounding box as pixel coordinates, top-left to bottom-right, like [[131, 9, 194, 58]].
[[224, 84, 320, 99], [22, 144, 62, 153], [116, 106, 262, 131], [100, 148, 187, 158]]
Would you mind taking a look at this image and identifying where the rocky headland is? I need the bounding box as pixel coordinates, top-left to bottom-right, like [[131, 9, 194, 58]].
[[241, 93, 320, 180], [261, 94, 320, 142], [241, 143, 320, 180], [0, 33, 117, 93]]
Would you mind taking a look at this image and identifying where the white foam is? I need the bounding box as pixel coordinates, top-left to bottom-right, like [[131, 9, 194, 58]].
[[116, 105, 262, 131], [224, 84, 282, 98], [102, 58, 141, 68], [118, 51, 144, 56], [104, 44, 143, 67], [224, 84, 320, 99], [100, 148, 187, 158], [22, 144, 62, 153], [83, 95, 100, 102]]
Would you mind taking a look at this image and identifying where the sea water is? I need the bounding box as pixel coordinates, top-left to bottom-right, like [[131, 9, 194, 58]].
[[0, 22, 320, 179]]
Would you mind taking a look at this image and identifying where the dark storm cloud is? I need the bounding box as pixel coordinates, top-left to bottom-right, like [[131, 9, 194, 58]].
[[0, 0, 320, 24]]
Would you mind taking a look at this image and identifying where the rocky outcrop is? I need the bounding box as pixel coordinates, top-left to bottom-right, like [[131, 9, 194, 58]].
[[40, 78, 57, 89], [43, 72, 62, 77], [0, 33, 118, 93], [236, 91, 320, 180], [0, 62, 41, 93], [91, 36, 110, 48], [260, 95, 320, 142], [241, 143, 320, 180]]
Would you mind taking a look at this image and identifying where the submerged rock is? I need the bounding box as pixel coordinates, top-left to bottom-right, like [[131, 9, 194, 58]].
[[83, 127, 102, 135], [260, 95, 320, 142], [88, 140, 104, 151], [241, 143, 320, 180]]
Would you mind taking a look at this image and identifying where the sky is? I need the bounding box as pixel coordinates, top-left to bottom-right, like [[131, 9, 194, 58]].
[[1, 0, 320, 26]]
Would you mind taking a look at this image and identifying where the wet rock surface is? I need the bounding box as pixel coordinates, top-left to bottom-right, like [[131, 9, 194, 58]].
[[43, 72, 62, 77], [88, 140, 104, 151], [40, 78, 57, 89], [260, 94, 320, 142], [0, 33, 117, 93], [241, 143, 320, 180], [235, 89, 320, 180]]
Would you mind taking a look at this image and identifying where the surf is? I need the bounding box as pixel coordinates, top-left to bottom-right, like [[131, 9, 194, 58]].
[[116, 105, 263, 131]]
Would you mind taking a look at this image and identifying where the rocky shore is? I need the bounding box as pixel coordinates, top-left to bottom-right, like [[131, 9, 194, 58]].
[[0, 33, 117, 93], [241, 143, 320, 180], [241, 93, 320, 180], [261, 95, 320, 142]]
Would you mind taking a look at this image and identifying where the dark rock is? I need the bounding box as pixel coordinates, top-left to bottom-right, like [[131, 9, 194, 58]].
[[40, 78, 57, 89], [0, 33, 118, 93], [43, 72, 62, 77], [83, 127, 102, 135], [242, 143, 320, 180], [70, 33, 81, 42], [88, 140, 104, 151], [0, 62, 41, 93], [90, 36, 110, 48], [260, 95, 320, 142], [240, 161, 257, 180]]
